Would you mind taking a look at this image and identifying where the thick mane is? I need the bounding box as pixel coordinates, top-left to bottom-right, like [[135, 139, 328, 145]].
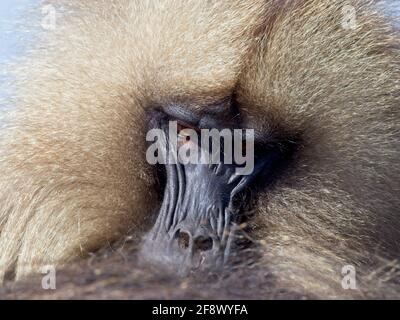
[[0, 0, 399, 298]]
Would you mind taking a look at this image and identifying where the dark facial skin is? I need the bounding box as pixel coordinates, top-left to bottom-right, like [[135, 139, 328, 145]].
[[139, 103, 286, 274]]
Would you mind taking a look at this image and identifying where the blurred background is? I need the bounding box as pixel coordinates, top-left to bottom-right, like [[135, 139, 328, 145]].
[[0, 0, 36, 64], [0, 0, 37, 101]]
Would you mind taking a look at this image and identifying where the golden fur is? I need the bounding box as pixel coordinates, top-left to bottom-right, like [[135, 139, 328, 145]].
[[0, 0, 399, 298]]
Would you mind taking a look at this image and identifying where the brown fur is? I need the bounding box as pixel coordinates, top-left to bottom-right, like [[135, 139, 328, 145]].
[[0, 0, 399, 298]]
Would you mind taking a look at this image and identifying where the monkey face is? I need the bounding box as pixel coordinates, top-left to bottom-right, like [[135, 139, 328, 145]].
[[1, 0, 399, 299], [139, 101, 286, 273]]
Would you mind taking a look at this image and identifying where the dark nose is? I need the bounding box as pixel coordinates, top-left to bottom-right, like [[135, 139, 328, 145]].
[[169, 226, 223, 273], [140, 224, 227, 274], [176, 230, 214, 252]]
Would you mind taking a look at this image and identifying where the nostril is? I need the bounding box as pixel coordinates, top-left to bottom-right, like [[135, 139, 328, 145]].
[[176, 230, 190, 250], [194, 236, 213, 252]]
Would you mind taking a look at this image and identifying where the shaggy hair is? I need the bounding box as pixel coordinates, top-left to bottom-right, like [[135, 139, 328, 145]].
[[0, 0, 399, 299]]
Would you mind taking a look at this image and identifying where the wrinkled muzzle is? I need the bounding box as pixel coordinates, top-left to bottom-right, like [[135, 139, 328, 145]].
[[139, 125, 257, 274], [140, 162, 247, 274]]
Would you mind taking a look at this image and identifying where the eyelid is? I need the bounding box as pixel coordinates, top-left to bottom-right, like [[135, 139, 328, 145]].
[[163, 97, 233, 127], [164, 105, 201, 127]]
